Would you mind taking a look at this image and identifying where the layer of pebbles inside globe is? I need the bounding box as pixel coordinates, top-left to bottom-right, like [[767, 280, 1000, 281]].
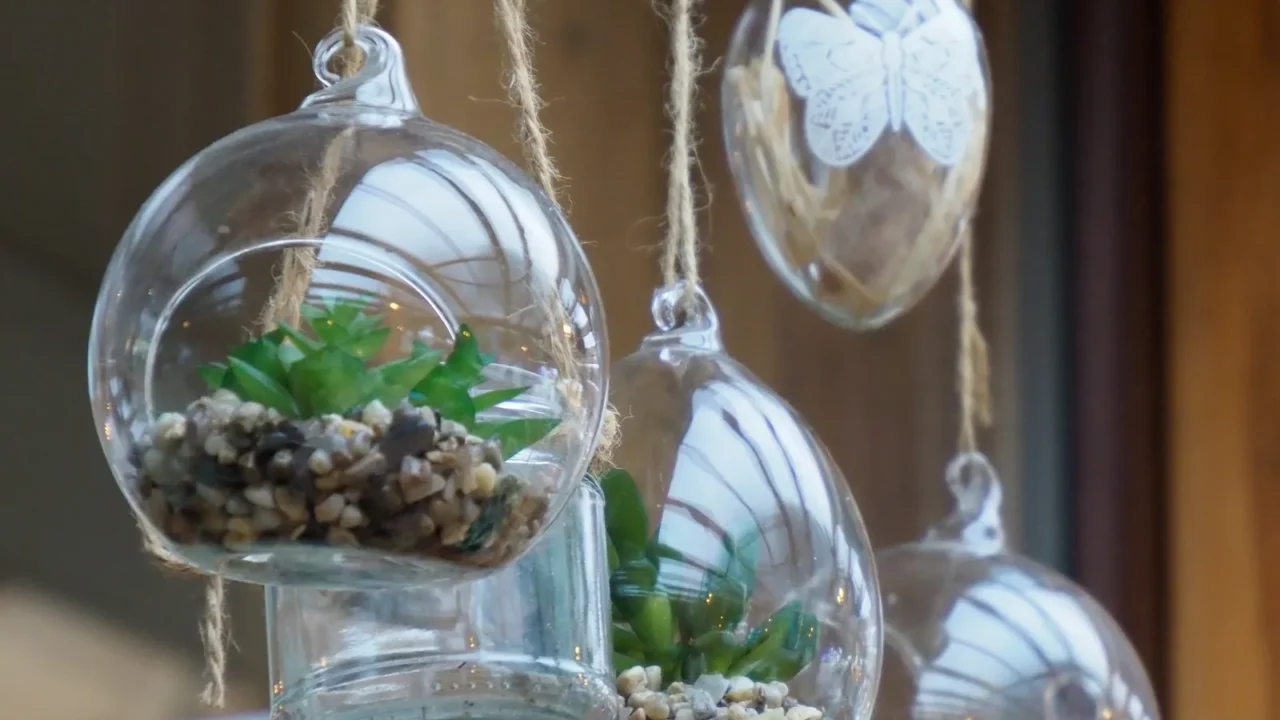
[[615, 666, 824, 720], [134, 389, 547, 566]]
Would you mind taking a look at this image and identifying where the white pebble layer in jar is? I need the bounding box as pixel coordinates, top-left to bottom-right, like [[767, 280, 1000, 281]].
[[88, 27, 608, 588]]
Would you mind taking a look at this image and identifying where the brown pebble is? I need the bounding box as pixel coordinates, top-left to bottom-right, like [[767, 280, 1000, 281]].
[[630, 710, 647, 720], [194, 483, 228, 508], [440, 522, 470, 545], [201, 509, 228, 534], [315, 494, 345, 523], [427, 497, 460, 526], [345, 450, 386, 480], [225, 495, 251, 517], [275, 487, 308, 523], [315, 473, 343, 492], [227, 517, 254, 536], [343, 487, 362, 502], [460, 498, 481, 524], [327, 527, 359, 546], [252, 508, 283, 531], [268, 450, 293, 480], [339, 504, 365, 529]]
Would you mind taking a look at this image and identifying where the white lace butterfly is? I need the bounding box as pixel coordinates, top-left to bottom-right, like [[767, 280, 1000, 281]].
[[776, 0, 983, 168]]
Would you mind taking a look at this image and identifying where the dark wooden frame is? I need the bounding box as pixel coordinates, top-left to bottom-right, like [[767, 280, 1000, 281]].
[[1066, 0, 1168, 704]]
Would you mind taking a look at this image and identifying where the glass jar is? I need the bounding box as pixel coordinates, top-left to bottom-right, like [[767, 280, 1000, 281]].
[[873, 453, 1161, 720], [88, 26, 608, 587], [722, 0, 991, 329], [267, 477, 617, 720], [603, 283, 883, 720]]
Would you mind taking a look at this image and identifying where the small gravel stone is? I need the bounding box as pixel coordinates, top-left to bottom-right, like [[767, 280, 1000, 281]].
[[315, 494, 345, 524], [194, 483, 228, 507], [275, 487, 308, 523], [617, 667, 647, 696], [204, 432, 237, 464], [225, 495, 251, 517], [440, 522, 470, 546], [156, 413, 187, 443], [645, 667, 663, 695], [783, 708, 819, 720], [267, 450, 294, 480], [642, 695, 671, 720], [315, 473, 343, 492], [726, 706, 750, 720], [244, 485, 275, 508], [327, 527, 359, 546], [226, 517, 254, 537], [346, 450, 386, 480], [695, 676, 731, 704], [232, 402, 266, 432], [361, 400, 392, 433], [757, 711, 784, 720], [675, 710, 695, 720], [339, 504, 366, 529], [725, 677, 756, 703], [689, 689, 717, 720], [252, 508, 282, 531], [629, 710, 647, 720], [308, 448, 335, 476]]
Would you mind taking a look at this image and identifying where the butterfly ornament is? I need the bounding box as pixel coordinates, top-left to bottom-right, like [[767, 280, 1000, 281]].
[[776, 0, 985, 169]]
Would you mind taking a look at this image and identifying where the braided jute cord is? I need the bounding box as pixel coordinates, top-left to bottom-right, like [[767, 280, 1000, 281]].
[[956, 232, 992, 452], [494, 0, 621, 473], [134, 0, 381, 708], [659, 0, 707, 312]]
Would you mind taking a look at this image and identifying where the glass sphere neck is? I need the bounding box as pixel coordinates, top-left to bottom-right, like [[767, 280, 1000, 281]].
[[301, 24, 420, 114], [922, 451, 1006, 555], [640, 281, 724, 352]]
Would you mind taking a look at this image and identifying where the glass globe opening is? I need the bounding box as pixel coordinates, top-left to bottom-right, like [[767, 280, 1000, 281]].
[[603, 284, 881, 720], [88, 27, 607, 587], [721, 0, 991, 329]]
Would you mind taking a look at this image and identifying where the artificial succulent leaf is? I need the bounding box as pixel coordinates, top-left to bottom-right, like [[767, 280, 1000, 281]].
[[613, 622, 646, 657], [690, 630, 745, 675], [276, 321, 322, 354], [199, 363, 229, 391], [277, 341, 306, 371], [415, 373, 477, 426], [339, 326, 391, 360], [601, 469, 649, 560], [364, 349, 442, 407], [287, 346, 368, 416], [472, 386, 531, 413], [227, 357, 300, 417], [442, 324, 489, 385], [230, 337, 287, 385], [470, 418, 558, 459]]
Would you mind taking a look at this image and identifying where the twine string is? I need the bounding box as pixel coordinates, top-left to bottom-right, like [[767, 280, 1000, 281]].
[[956, 231, 992, 452], [495, 0, 622, 473], [659, 0, 706, 313], [136, 0, 380, 708]]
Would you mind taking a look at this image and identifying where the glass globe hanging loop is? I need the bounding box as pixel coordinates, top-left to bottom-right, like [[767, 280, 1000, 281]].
[[604, 282, 882, 720], [873, 453, 1161, 720], [88, 23, 609, 589], [721, 0, 992, 330]]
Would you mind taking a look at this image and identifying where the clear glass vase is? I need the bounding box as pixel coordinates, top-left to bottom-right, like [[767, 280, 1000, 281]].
[[266, 477, 618, 720]]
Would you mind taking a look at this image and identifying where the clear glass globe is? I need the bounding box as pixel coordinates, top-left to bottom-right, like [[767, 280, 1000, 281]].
[[604, 283, 882, 720], [722, 0, 991, 330], [87, 26, 608, 588], [873, 453, 1161, 720]]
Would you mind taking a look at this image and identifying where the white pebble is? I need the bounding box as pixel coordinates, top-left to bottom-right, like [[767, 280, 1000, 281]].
[[627, 691, 654, 709], [212, 389, 241, 406], [758, 711, 785, 720], [763, 683, 788, 709], [315, 493, 345, 523], [252, 508, 282, 531], [204, 432, 237, 464], [440, 522, 469, 545], [156, 413, 187, 443], [641, 695, 670, 720], [232, 402, 265, 431], [244, 485, 276, 508], [725, 676, 756, 703], [617, 666, 647, 696], [673, 711, 694, 720], [644, 665, 662, 692], [361, 400, 392, 432], [309, 449, 335, 476], [668, 682, 687, 696], [784, 708, 821, 720], [629, 710, 647, 720], [727, 706, 750, 720], [694, 675, 731, 703]]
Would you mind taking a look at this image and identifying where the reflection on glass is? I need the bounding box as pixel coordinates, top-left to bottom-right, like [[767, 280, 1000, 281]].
[[874, 453, 1160, 720]]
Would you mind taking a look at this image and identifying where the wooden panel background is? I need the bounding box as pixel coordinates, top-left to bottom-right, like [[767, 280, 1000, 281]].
[[1168, 0, 1280, 716]]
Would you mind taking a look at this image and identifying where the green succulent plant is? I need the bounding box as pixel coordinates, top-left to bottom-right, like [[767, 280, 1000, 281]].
[[198, 298, 558, 458], [601, 468, 821, 683]]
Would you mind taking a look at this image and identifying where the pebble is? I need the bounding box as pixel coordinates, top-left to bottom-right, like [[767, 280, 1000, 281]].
[[675, 710, 695, 720], [339, 504, 365, 529], [727, 707, 750, 720], [645, 667, 663, 695], [156, 413, 187, 443], [308, 449, 335, 476], [629, 711, 647, 720], [361, 400, 392, 433], [268, 450, 294, 480], [758, 711, 784, 720], [244, 485, 275, 508], [689, 689, 717, 720], [725, 677, 756, 703], [618, 666, 647, 696], [225, 495, 251, 517], [315, 494, 345, 523], [346, 450, 386, 480], [232, 402, 265, 432], [642, 695, 671, 720], [275, 487, 308, 523], [784, 709, 820, 720], [695, 676, 730, 703], [252, 508, 282, 531], [204, 432, 238, 464]]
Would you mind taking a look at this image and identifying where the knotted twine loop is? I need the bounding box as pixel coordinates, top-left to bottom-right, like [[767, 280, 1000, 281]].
[[956, 230, 992, 452], [495, 0, 622, 474], [658, 0, 707, 315], [134, 1, 381, 708]]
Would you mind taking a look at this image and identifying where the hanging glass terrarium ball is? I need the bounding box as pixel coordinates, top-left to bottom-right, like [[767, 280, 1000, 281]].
[[87, 26, 608, 588], [873, 453, 1161, 720], [722, 0, 991, 330], [604, 282, 882, 720]]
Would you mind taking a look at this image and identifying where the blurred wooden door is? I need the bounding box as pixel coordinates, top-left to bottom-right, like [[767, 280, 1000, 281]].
[[1168, 0, 1280, 716]]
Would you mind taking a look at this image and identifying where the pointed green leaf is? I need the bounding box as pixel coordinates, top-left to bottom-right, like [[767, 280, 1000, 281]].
[[415, 372, 477, 426], [607, 536, 620, 573], [228, 357, 300, 417], [613, 622, 645, 656], [470, 418, 559, 459], [328, 300, 364, 329], [199, 363, 229, 391], [628, 593, 675, 652], [277, 342, 305, 371], [300, 304, 327, 323], [726, 601, 818, 682], [277, 321, 322, 354], [229, 337, 286, 385], [346, 312, 384, 337], [472, 386, 531, 413], [340, 327, 391, 359], [601, 469, 649, 560], [287, 347, 368, 416], [307, 316, 347, 345], [364, 349, 442, 407], [691, 630, 746, 675], [445, 324, 488, 377]]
